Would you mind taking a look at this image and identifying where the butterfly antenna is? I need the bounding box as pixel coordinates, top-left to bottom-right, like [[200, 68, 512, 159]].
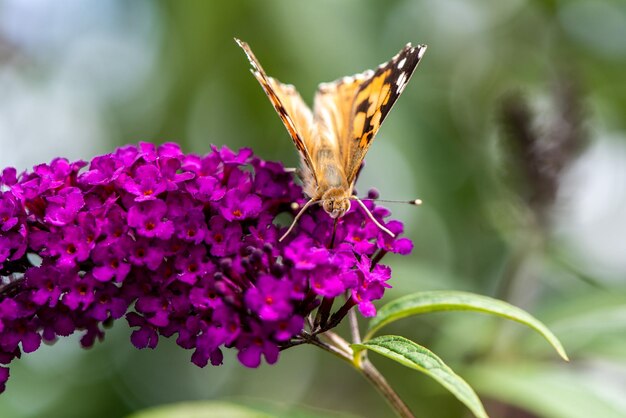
[[360, 198, 423, 206], [352, 197, 395, 238], [279, 198, 318, 242]]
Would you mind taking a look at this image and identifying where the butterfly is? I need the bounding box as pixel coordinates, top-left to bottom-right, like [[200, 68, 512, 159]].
[[235, 39, 427, 241]]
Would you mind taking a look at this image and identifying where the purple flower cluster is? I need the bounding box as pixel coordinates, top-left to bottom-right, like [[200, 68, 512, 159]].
[[0, 143, 412, 393]]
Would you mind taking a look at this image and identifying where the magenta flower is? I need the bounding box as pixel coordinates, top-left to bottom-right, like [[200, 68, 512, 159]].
[[353, 256, 392, 317], [44, 187, 85, 226], [175, 247, 213, 285], [187, 175, 226, 202], [92, 242, 132, 282], [0, 300, 19, 333], [25, 266, 64, 307], [205, 215, 242, 257], [128, 237, 164, 270], [236, 322, 280, 368], [0, 142, 412, 393], [122, 164, 167, 201], [0, 367, 8, 393], [78, 155, 124, 185], [0, 195, 19, 232], [220, 189, 262, 221], [245, 275, 295, 321], [377, 220, 414, 255], [48, 225, 93, 268], [88, 284, 127, 322], [127, 200, 174, 239], [62, 275, 96, 311]]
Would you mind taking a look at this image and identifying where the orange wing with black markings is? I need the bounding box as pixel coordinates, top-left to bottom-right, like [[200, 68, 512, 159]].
[[319, 43, 427, 186], [238, 39, 426, 205], [313, 74, 365, 164], [235, 38, 319, 185]]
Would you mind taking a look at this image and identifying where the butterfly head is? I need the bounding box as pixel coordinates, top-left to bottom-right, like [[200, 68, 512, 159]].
[[321, 188, 351, 219]]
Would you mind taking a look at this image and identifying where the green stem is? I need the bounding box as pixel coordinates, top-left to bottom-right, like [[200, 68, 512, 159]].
[[349, 308, 362, 344], [313, 332, 416, 418], [359, 356, 415, 418]]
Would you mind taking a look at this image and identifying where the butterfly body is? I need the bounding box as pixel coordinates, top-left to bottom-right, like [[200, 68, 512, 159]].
[[235, 39, 426, 237], [308, 137, 352, 218]]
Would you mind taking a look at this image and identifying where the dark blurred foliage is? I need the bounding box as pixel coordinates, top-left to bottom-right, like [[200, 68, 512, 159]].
[[1, 1, 626, 417], [499, 79, 586, 223]]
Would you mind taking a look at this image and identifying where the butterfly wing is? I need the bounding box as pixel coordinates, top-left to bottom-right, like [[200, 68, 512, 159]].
[[313, 75, 362, 167], [314, 43, 427, 186], [236, 38, 319, 186]]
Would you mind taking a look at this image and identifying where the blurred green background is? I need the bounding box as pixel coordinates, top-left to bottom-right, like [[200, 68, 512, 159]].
[[1, 1, 626, 417]]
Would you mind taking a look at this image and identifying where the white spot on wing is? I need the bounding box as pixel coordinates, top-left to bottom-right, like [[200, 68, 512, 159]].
[[417, 45, 427, 59], [397, 58, 407, 69], [396, 72, 408, 93], [396, 72, 407, 86]]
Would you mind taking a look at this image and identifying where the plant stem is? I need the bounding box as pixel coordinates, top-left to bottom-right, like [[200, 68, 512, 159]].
[[313, 331, 416, 418], [348, 308, 362, 344], [358, 356, 416, 418], [317, 296, 356, 333]]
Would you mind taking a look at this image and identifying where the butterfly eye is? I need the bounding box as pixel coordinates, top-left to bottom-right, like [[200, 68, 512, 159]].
[[322, 200, 334, 215]]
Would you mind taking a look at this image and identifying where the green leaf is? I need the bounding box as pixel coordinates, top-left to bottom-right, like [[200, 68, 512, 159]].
[[244, 400, 363, 418], [366, 290, 568, 361], [126, 401, 275, 418], [126, 401, 358, 418], [353, 335, 489, 418], [525, 288, 626, 357], [467, 362, 626, 418]]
